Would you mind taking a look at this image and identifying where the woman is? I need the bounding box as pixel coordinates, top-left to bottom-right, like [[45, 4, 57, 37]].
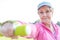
[[29, 2, 60, 40]]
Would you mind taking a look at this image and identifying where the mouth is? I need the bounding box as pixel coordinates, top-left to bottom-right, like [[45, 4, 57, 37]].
[[43, 18, 49, 20], [41, 18, 50, 22]]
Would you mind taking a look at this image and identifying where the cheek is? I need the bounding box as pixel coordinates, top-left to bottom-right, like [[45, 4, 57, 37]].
[[47, 14, 52, 19], [38, 14, 42, 19], [38, 14, 44, 20]]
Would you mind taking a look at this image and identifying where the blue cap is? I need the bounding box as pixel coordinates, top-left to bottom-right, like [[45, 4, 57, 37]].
[[38, 2, 52, 10]]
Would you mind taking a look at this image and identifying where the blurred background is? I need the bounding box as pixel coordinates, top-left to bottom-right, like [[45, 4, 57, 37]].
[[0, 0, 60, 24], [0, 0, 60, 40]]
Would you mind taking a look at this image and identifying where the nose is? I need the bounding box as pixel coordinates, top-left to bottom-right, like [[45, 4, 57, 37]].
[[43, 13, 47, 17]]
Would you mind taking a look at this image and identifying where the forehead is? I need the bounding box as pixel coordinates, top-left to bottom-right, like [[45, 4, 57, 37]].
[[38, 5, 51, 11]]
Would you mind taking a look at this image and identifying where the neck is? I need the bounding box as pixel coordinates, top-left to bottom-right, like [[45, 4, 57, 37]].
[[42, 22, 51, 28], [45, 23, 51, 28]]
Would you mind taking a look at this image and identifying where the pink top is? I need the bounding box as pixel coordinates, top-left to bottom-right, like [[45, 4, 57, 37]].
[[30, 22, 60, 40]]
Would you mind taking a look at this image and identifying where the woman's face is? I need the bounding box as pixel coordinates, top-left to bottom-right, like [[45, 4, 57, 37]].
[[38, 6, 53, 24]]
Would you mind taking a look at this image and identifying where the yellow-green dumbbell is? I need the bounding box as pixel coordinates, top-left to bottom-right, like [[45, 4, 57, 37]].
[[13, 21, 32, 36]]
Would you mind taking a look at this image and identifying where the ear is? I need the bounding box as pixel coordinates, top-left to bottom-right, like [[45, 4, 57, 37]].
[[50, 8, 54, 13], [51, 9, 54, 17]]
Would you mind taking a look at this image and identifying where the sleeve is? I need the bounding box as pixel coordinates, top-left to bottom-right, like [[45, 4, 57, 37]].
[[25, 24, 39, 38], [55, 24, 60, 40]]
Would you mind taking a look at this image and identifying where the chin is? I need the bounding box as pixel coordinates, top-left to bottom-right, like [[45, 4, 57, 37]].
[[42, 20, 50, 24]]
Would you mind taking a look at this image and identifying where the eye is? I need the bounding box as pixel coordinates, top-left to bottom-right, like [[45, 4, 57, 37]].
[[46, 10, 50, 13], [39, 12, 44, 14]]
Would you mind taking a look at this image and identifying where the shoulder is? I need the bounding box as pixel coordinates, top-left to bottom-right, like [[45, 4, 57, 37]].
[[35, 22, 44, 33], [53, 22, 60, 27], [52, 22, 60, 30]]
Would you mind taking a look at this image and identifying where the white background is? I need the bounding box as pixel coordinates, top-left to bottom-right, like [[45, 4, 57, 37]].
[[0, 0, 60, 23]]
